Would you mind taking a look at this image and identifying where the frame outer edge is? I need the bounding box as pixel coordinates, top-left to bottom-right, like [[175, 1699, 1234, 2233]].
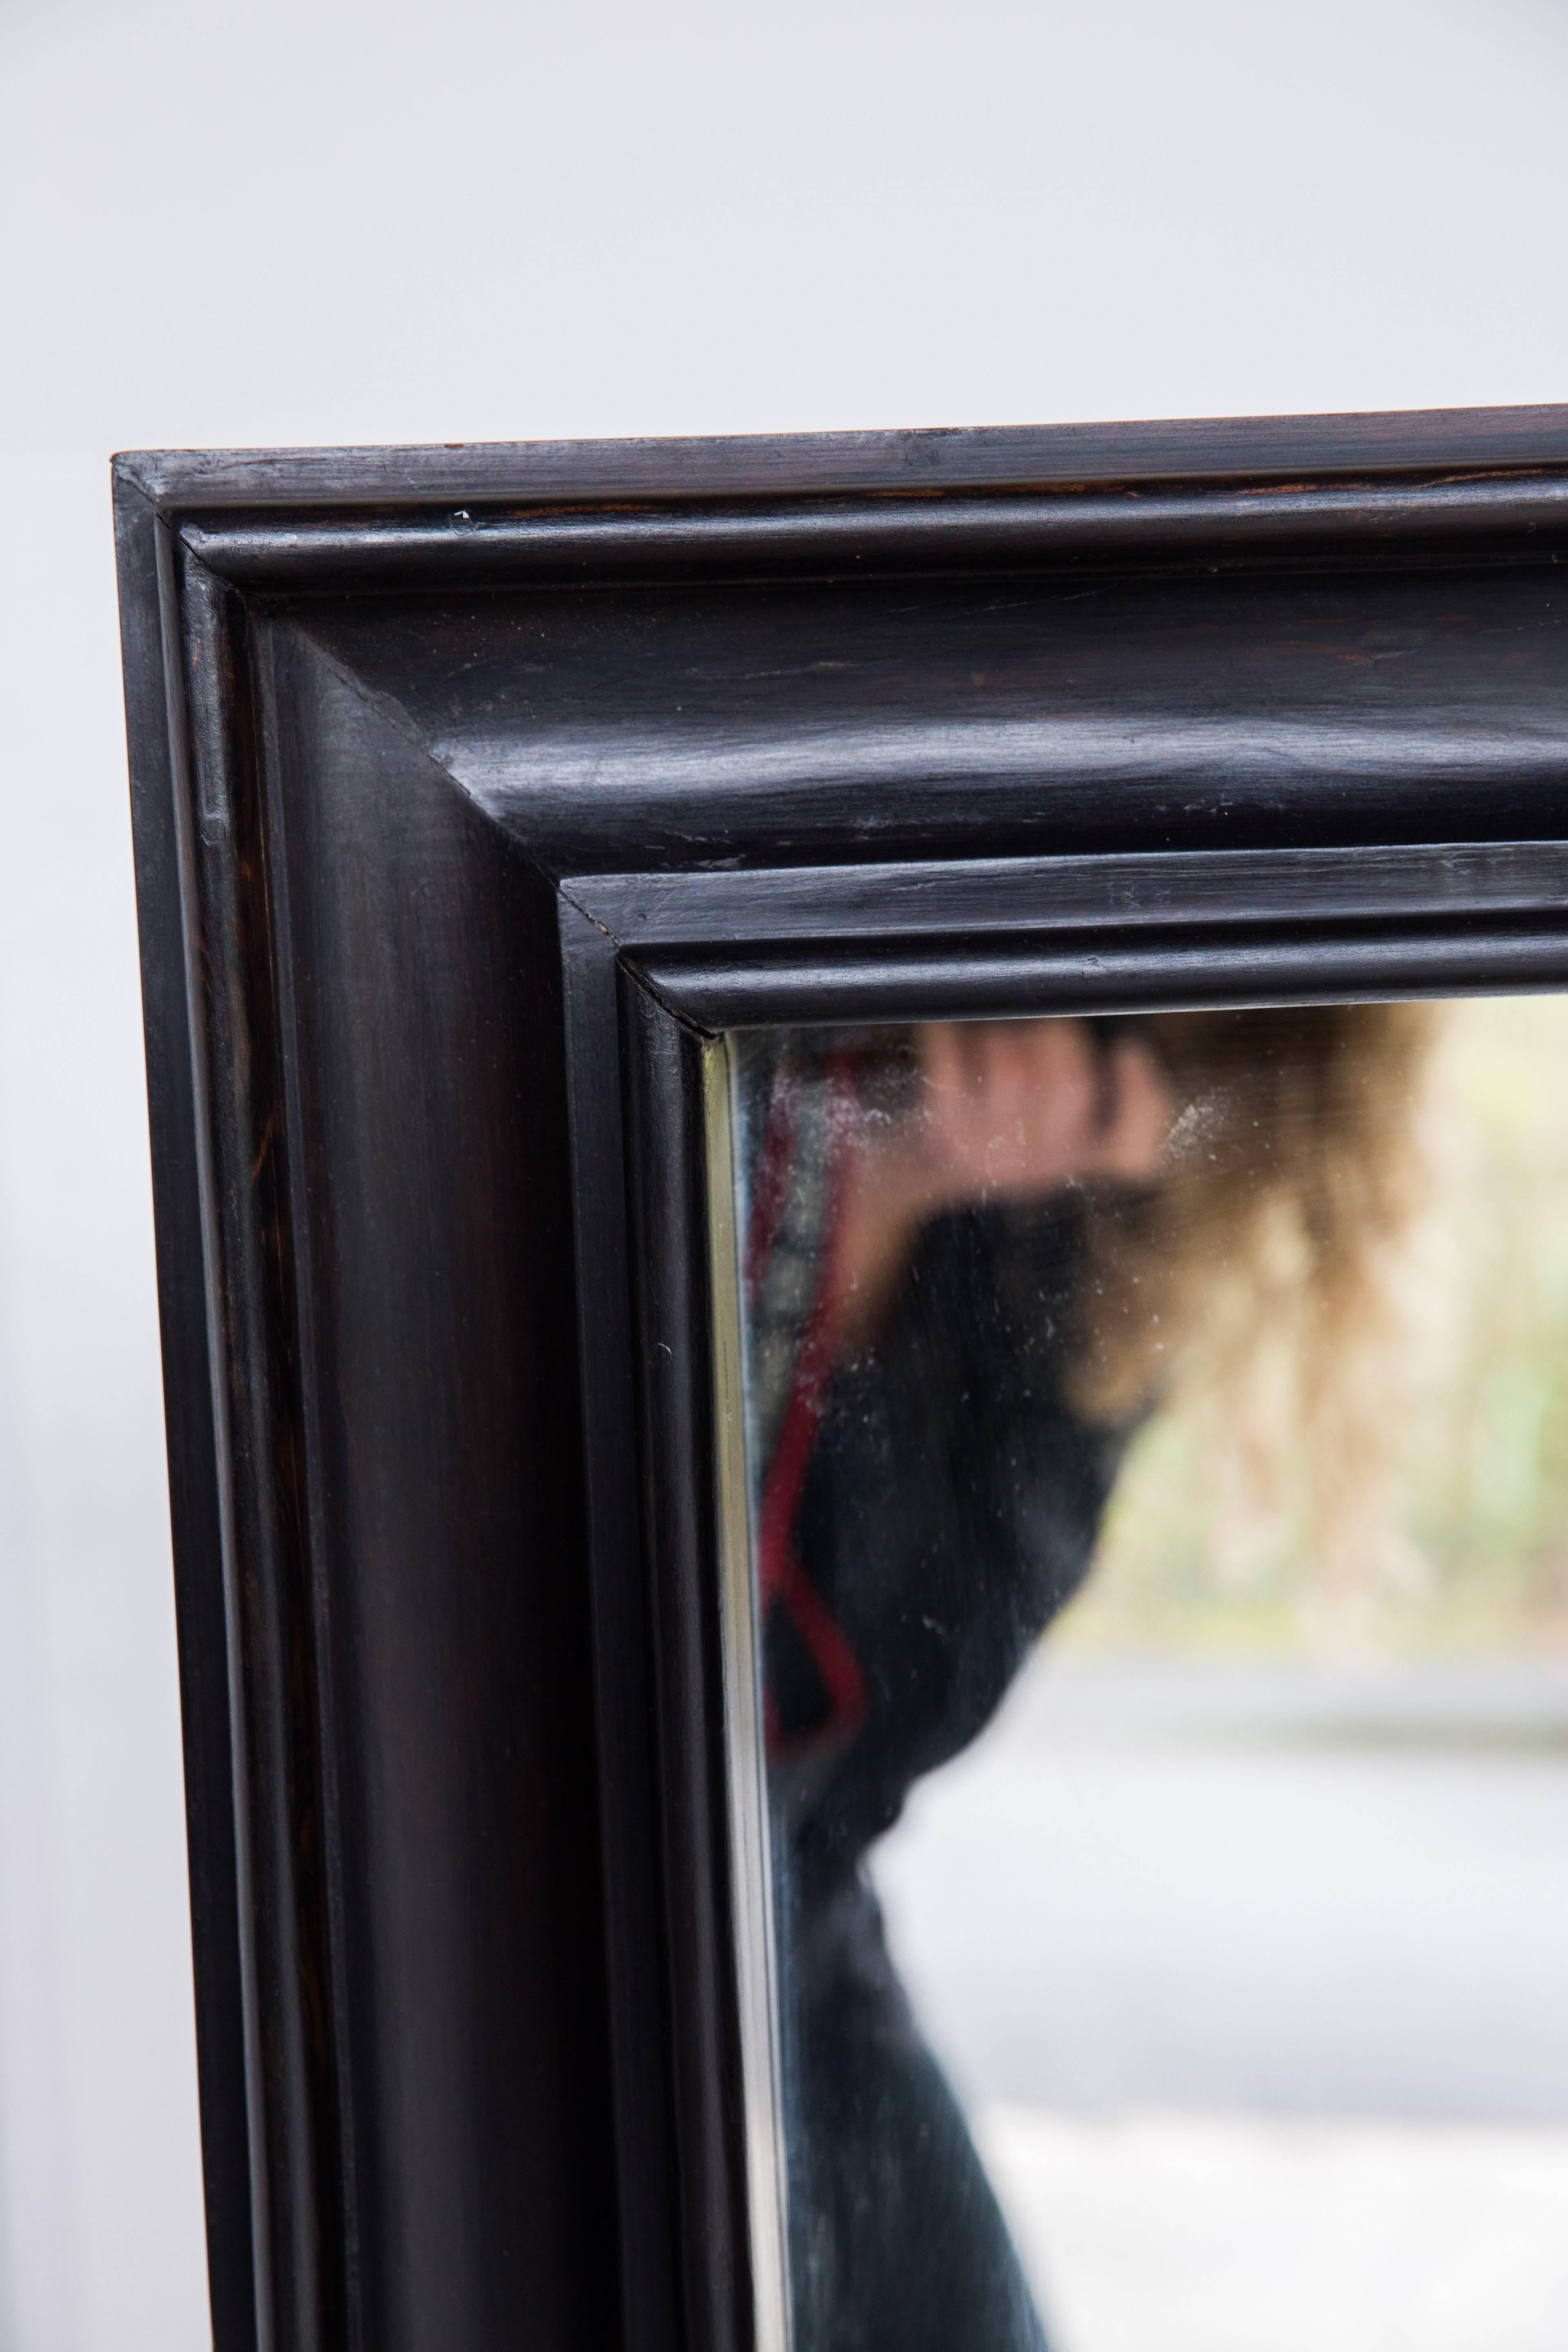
[[112, 465, 260, 2352], [109, 401, 1568, 511]]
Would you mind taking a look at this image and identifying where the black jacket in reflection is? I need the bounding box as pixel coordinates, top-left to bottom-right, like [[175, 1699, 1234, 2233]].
[[760, 1195, 1131, 2352]]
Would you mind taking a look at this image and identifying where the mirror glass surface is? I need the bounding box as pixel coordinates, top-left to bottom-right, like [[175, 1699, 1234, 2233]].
[[729, 997, 1568, 2352]]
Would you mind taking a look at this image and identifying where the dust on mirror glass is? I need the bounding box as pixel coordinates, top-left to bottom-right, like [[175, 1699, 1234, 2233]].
[[731, 999, 1568, 2352]]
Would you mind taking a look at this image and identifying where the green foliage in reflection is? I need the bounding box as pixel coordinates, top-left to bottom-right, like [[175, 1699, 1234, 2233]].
[[1065, 996, 1568, 1655]]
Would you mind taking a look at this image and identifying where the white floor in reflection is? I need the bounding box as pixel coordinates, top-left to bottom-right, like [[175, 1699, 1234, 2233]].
[[978, 2105, 1568, 2352], [871, 1650, 1568, 2352]]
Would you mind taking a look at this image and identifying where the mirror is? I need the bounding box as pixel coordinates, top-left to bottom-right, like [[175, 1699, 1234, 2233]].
[[730, 997, 1568, 2352]]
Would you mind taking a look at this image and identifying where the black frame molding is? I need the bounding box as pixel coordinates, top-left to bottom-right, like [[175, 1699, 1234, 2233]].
[[115, 408, 1568, 2352]]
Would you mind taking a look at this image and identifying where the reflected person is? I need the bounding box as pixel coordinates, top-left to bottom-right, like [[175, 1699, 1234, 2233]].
[[741, 1008, 1432, 2352]]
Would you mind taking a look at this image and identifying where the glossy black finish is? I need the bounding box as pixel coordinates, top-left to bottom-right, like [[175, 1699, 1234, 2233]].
[[115, 408, 1568, 2352]]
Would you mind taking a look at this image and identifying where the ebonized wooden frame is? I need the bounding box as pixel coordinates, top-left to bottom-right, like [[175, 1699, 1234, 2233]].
[[115, 408, 1568, 2352]]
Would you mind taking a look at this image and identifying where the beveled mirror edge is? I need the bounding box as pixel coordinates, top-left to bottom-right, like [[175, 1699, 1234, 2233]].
[[704, 1034, 795, 2352]]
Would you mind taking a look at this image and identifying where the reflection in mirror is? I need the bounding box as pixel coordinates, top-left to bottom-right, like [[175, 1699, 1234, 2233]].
[[730, 999, 1568, 2352]]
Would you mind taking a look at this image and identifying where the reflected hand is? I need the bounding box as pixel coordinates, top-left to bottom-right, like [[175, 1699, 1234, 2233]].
[[835, 1019, 1172, 1348], [914, 1019, 1172, 1201]]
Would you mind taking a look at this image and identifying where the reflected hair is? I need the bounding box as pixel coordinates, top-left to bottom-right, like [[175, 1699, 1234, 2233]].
[[1069, 1002, 1442, 1589]]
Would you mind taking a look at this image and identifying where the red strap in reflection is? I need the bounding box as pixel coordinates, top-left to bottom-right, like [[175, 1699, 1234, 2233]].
[[751, 1051, 867, 1757]]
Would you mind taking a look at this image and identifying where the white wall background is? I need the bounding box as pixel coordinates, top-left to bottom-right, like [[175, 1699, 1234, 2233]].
[[2, 0, 1567, 2342]]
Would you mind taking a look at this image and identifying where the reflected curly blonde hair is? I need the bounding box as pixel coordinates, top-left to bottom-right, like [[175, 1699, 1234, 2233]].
[[1070, 1002, 1442, 1586]]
